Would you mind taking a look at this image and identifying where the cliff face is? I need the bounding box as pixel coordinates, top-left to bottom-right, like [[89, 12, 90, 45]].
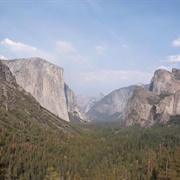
[[125, 87, 160, 126], [87, 86, 136, 121], [0, 60, 77, 133], [0, 61, 26, 112], [125, 69, 180, 126], [0, 61, 16, 83], [64, 83, 86, 121], [76, 93, 105, 113], [0, 61, 17, 111], [3, 58, 70, 121], [149, 68, 180, 95]]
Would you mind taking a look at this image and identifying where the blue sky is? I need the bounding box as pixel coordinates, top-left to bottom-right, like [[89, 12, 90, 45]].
[[0, 0, 180, 96]]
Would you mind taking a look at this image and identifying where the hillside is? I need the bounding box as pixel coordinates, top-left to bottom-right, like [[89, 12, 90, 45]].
[[86, 85, 137, 122], [0, 60, 179, 179], [3, 58, 84, 122]]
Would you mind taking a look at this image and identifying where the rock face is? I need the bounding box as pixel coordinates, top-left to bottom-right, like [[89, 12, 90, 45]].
[[64, 83, 86, 121], [125, 87, 160, 126], [76, 93, 105, 113], [125, 68, 180, 126], [149, 69, 180, 95], [0, 61, 16, 83], [2, 58, 81, 122], [0, 60, 35, 111], [0, 60, 77, 133], [87, 86, 136, 121]]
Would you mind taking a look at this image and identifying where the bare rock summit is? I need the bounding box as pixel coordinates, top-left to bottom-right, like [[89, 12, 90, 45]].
[[3, 58, 82, 122], [125, 68, 180, 126]]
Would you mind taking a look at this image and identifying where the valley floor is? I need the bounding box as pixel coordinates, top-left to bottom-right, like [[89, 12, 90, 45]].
[[0, 113, 180, 180]]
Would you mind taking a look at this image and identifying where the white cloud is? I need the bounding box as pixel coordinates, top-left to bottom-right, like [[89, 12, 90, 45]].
[[0, 38, 91, 68], [0, 38, 56, 64], [167, 55, 180, 62], [95, 45, 106, 54], [172, 37, 180, 47], [0, 55, 7, 59], [1, 38, 37, 52], [56, 40, 76, 52]]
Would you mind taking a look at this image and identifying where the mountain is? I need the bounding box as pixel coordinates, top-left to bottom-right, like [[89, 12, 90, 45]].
[[149, 68, 180, 94], [3, 58, 84, 122], [125, 68, 180, 126], [0, 60, 77, 134], [0, 60, 179, 179], [64, 83, 86, 121], [76, 93, 105, 113], [86, 85, 137, 121]]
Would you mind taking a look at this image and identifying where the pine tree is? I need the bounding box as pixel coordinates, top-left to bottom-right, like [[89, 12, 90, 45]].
[[44, 167, 59, 180]]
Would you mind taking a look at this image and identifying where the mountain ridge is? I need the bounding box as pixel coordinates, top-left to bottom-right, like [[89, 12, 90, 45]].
[[0, 60, 77, 133], [125, 68, 180, 126], [86, 85, 137, 122], [2, 57, 84, 122], [2, 57, 180, 127]]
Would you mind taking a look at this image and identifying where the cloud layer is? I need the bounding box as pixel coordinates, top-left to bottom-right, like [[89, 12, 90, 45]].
[[166, 37, 180, 63], [1, 38, 37, 52], [167, 55, 180, 62], [67, 69, 153, 95], [1, 37, 178, 96], [172, 37, 180, 47], [0, 55, 7, 59]]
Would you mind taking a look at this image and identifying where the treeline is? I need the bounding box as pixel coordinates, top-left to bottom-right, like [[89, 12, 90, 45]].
[[0, 109, 180, 179]]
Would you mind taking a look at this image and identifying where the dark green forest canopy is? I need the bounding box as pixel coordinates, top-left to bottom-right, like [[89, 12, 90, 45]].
[[0, 110, 180, 180]]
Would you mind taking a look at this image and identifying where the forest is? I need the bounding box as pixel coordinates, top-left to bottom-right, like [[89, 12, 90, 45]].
[[0, 107, 180, 180]]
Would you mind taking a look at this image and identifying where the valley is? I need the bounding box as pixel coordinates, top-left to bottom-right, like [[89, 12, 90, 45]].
[[0, 112, 179, 179], [0, 59, 179, 179]]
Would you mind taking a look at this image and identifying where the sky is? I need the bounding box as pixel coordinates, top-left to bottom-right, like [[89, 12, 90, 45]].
[[0, 0, 180, 96]]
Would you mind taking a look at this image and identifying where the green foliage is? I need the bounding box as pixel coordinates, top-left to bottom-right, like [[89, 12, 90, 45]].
[[44, 167, 59, 180], [0, 107, 180, 179], [168, 115, 180, 125]]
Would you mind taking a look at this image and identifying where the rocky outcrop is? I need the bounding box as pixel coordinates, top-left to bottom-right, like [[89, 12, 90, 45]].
[[125, 87, 160, 126], [149, 68, 180, 95], [3, 58, 70, 121], [3, 58, 88, 122], [64, 83, 86, 121], [0, 60, 36, 112], [0, 61, 16, 83], [87, 86, 136, 121], [76, 93, 105, 113], [125, 68, 180, 126], [0, 60, 77, 133]]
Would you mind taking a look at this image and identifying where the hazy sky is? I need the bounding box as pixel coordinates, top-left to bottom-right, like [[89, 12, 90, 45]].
[[0, 0, 180, 96]]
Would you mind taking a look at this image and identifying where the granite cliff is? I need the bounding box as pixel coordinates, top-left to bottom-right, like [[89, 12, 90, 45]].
[[3, 58, 83, 122], [149, 68, 180, 95], [87, 86, 136, 121], [0, 60, 77, 133], [64, 83, 86, 121], [3, 57, 179, 126], [125, 68, 180, 126], [76, 93, 105, 113]]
